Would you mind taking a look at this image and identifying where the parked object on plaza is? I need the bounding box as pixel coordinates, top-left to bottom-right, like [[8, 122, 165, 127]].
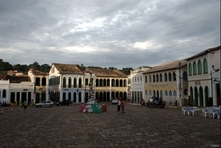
[[202, 106, 220, 119], [35, 100, 53, 108], [56, 100, 73, 106], [111, 99, 118, 104], [1, 101, 10, 107], [181, 106, 197, 116], [92, 103, 102, 113], [146, 97, 166, 108]]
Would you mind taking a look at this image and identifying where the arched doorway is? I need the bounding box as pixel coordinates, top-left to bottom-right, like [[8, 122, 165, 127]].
[[169, 90, 172, 104], [79, 92, 82, 103], [68, 92, 71, 100], [111, 92, 114, 100], [62, 92, 66, 101], [199, 86, 203, 107], [103, 92, 107, 102], [194, 87, 198, 106], [99, 92, 103, 102], [205, 86, 209, 107], [157, 90, 159, 98], [190, 87, 193, 106], [107, 92, 110, 101], [124, 92, 127, 101], [173, 90, 177, 105], [73, 92, 76, 102]]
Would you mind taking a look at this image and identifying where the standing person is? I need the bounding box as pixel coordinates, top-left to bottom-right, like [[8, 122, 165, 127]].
[[141, 98, 145, 106], [23, 99, 28, 111], [149, 97, 153, 109], [121, 98, 125, 113], [117, 98, 121, 113]]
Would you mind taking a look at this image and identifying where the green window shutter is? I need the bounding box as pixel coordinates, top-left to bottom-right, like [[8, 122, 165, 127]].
[[189, 63, 192, 76], [203, 58, 208, 74], [193, 62, 197, 75], [198, 60, 202, 74]]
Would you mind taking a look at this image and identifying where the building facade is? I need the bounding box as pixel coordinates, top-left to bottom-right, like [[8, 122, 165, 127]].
[[130, 67, 151, 103], [0, 73, 34, 105], [143, 60, 188, 106], [48, 63, 84, 103], [186, 46, 220, 107], [85, 68, 128, 102], [28, 68, 49, 103]]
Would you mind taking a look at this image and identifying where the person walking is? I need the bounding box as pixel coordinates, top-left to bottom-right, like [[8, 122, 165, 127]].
[[121, 98, 125, 113], [117, 98, 121, 113], [23, 99, 28, 111]]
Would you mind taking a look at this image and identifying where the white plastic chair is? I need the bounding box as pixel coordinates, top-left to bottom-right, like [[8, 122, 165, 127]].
[[181, 107, 189, 115], [211, 109, 220, 119], [201, 108, 209, 118], [188, 107, 195, 116]]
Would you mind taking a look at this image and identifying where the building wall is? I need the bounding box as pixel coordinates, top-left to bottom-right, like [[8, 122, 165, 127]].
[[94, 77, 128, 102], [131, 67, 150, 104], [0, 80, 34, 105], [187, 49, 220, 107], [144, 65, 186, 106], [28, 70, 49, 103], [0, 80, 10, 103]]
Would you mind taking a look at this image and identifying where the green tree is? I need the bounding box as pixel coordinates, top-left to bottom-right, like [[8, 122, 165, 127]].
[[120, 67, 134, 75], [79, 64, 86, 71], [29, 62, 40, 70], [108, 67, 118, 70], [0, 59, 13, 71], [87, 66, 102, 69], [13, 64, 29, 72], [39, 64, 51, 73]]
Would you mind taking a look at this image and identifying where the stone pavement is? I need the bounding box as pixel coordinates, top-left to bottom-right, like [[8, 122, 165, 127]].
[[0, 103, 220, 148]]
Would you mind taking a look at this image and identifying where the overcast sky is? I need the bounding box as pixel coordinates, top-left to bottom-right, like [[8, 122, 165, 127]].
[[0, 0, 219, 69]]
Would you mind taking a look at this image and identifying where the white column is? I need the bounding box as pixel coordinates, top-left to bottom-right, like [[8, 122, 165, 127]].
[[213, 83, 217, 106]]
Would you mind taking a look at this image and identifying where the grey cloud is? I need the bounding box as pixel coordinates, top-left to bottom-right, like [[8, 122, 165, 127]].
[[0, 0, 219, 69]]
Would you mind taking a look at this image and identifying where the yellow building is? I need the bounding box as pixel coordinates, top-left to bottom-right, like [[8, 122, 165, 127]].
[[143, 60, 188, 106], [84, 68, 128, 102]]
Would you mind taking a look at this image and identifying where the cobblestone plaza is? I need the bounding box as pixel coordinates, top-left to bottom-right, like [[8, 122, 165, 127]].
[[0, 103, 220, 148]]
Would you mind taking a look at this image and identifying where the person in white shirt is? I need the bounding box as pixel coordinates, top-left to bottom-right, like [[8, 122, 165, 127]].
[[149, 97, 153, 109], [117, 98, 121, 113]]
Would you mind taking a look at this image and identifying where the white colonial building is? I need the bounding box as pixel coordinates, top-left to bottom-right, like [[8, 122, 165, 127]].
[[48, 63, 84, 103], [130, 67, 151, 104], [0, 73, 34, 105], [186, 45, 220, 107]]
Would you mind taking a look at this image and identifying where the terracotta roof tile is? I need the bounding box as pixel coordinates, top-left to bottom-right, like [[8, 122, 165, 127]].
[[85, 68, 127, 78], [143, 59, 187, 74], [186, 45, 221, 60], [53, 63, 83, 74], [29, 68, 48, 75], [0, 74, 31, 83], [0, 74, 8, 80]]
